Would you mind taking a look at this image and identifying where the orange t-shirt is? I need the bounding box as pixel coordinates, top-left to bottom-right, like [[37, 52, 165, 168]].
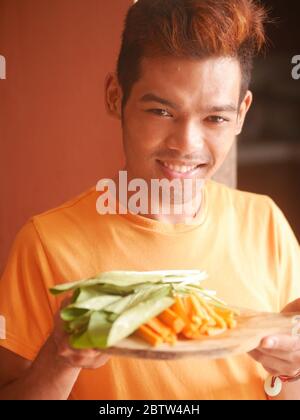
[[0, 180, 300, 400]]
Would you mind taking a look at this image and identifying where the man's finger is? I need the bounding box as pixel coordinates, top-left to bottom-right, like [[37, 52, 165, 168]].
[[249, 350, 300, 377], [258, 347, 300, 363], [259, 335, 300, 352]]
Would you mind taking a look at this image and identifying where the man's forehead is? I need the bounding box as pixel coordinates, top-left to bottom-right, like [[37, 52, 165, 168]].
[[134, 55, 242, 106], [139, 55, 241, 77], [139, 57, 241, 90]]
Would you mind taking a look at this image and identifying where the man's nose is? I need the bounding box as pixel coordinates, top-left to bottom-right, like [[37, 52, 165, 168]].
[[165, 119, 205, 154]]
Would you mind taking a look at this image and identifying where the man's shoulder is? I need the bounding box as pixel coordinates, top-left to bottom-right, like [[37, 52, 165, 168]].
[[207, 180, 276, 216], [34, 185, 99, 223], [34, 186, 97, 220], [23, 185, 100, 244]]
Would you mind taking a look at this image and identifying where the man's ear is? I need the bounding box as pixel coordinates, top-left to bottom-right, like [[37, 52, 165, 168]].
[[235, 90, 253, 135], [104, 72, 123, 120]]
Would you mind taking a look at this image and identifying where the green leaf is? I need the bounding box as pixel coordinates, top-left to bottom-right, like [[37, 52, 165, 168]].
[[61, 307, 89, 321], [50, 270, 213, 350], [107, 295, 174, 347], [74, 286, 104, 303], [104, 284, 171, 315], [50, 270, 207, 295], [66, 313, 90, 334], [70, 311, 113, 349], [69, 329, 94, 349], [50, 278, 100, 295], [68, 294, 120, 311], [88, 312, 113, 349]]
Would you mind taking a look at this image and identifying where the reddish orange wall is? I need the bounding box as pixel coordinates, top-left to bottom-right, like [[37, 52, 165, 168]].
[[0, 0, 131, 273]]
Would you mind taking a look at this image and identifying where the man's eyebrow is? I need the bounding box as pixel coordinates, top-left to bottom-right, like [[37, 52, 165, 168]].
[[139, 93, 238, 113], [139, 93, 179, 110], [206, 104, 238, 113]]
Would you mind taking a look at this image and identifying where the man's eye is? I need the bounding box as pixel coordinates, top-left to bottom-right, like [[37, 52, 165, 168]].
[[147, 109, 172, 118], [207, 116, 229, 124]]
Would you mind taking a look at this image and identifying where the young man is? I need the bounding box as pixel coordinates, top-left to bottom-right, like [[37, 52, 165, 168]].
[[0, 0, 300, 400]]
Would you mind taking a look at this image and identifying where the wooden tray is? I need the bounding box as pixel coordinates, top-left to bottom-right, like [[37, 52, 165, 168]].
[[102, 310, 300, 360]]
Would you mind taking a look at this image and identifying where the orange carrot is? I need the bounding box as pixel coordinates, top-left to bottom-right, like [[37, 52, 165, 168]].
[[135, 325, 163, 346], [182, 322, 201, 338], [198, 320, 209, 334], [134, 293, 238, 347], [146, 317, 177, 343], [194, 295, 227, 329], [158, 308, 185, 333], [146, 317, 173, 339], [189, 295, 210, 321], [214, 306, 234, 317], [206, 327, 226, 337], [171, 296, 190, 323], [227, 319, 237, 329], [206, 318, 217, 327], [165, 333, 177, 345], [184, 295, 194, 319], [214, 306, 240, 317], [179, 296, 201, 338]]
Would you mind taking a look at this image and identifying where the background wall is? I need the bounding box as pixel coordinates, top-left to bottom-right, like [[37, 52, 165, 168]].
[[0, 0, 130, 273]]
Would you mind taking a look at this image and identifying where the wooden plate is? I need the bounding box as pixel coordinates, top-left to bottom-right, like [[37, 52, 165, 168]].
[[102, 310, 300, 360]]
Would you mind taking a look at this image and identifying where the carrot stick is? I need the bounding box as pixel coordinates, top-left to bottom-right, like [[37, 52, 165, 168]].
[[198, 320, 209, 334], [214, 307, 234, 317], [194, 295, 227, 329], [182, 321, 201, 338], [135, 294, 238, 347], [206, 327, 226, 337], [146, 317, 177, 343], [165, 333, 177, 345], [158, 308, 185, 333], [206, 318, 217, 327], [135, 325, 163, 346], [184, 295, 194, 319], [227, 319, 237, 329], [180, 296, 203, 334], [171, 296, 190, 323], [214, 306, 240, 317], [189, 295, 210, 321], [146, 317, 173, 339]]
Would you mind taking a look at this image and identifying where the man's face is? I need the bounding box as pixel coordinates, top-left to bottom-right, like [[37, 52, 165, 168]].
[[107, 56, 252, 186]]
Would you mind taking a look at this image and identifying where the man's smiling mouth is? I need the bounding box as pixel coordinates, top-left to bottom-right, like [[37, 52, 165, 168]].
[[156, 159, 209, 178]]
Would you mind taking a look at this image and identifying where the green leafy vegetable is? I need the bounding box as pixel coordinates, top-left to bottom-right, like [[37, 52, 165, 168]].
[[50, 269, 210, 349]]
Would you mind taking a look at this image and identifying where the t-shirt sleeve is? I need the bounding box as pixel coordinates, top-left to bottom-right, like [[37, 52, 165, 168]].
[[0, 220, 58, 360], [269, 199, 300, 310]]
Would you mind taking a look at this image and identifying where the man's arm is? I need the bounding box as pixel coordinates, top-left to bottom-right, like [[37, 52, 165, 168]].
[[0, 340, 81, 400], [0, 311, 110, 400]]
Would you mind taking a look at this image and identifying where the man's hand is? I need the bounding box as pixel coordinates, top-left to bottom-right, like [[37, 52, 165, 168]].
[[0, 298, 111, 400], [51, 298, 110, 370], [249, 298, 300, 377]]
